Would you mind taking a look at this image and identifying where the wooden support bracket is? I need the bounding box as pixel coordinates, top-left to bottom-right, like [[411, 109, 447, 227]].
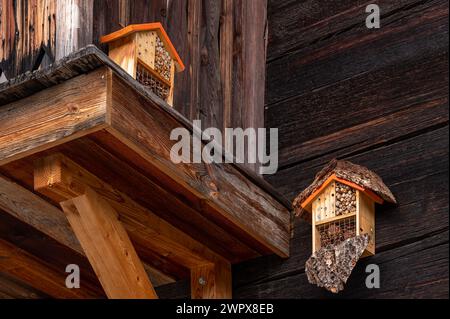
[[33, 153, 232, 299], [191, 262, 232, 299], [34, 154, 157, 299], [60, 188, 157, 299]]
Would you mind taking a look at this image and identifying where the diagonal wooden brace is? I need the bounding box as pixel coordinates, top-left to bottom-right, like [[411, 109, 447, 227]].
[[34, 153, 231, 299], [34, 154, 157, 298], [60, 187, 157, 299]]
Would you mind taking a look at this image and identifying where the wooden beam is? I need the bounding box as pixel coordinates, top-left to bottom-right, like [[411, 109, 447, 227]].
[[0, 208, 105, 298], [0, 238, 97, 299], [0, 272, 48, 299], [191, 261, 232, 299], [0, 174, 81, 250], [59, 136, 258, 263], [33, 153, 225, 269], [107, 73, 290, 258], [0, 173, 176, 287], [60, 187, 157, 299], [0, 67, 109, 166]]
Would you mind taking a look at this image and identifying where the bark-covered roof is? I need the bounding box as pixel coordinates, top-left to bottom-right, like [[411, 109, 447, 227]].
[[293, 159, 396, 221]]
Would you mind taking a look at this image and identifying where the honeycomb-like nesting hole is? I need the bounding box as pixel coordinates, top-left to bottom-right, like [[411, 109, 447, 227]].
[[335, 182, 357, 217], [155, 35, 172, 81]]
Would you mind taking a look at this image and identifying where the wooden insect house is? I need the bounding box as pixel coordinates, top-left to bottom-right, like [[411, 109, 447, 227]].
[[293, 160, 396, 257], [100, 23, 185, 106]]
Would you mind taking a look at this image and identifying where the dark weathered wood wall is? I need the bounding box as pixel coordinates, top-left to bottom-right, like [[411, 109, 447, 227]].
[[0, 0, 56, 78], [0, 0, 448, 299], [232, 0, 449, 298]]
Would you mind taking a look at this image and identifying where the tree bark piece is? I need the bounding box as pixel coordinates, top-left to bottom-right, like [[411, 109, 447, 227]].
[[305, 234, 369, 293]]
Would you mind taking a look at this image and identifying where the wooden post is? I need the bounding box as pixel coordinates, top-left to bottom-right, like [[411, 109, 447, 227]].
[[191, 261, 232, 299], [60, 188, 157, 299]]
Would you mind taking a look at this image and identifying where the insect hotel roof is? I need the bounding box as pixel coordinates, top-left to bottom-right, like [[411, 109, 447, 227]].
[[100, 22, 185, 72], [293, 159, 396, 223]]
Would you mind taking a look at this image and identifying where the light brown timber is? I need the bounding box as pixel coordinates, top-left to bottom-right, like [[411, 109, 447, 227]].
[[60, 188, 157, 299]]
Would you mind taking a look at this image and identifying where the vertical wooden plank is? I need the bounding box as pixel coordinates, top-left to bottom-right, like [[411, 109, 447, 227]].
[[199, 0, 223, 130], [55, 0, 93, 60], [188, 0, 202, 120], [167, 59, 175, 106], [119, 0, 130, 27], [359, 192, 376, 256], [356, 190, 360, 236], [162, 0, 191, 117], [108, 36, 137, 78], [233, 0, 267, 173], [312, 210, 317, 253], [221, 0, 234, 133], [191, 261, 231, 299], [60, 187, 158, 299], [0, 0, 53, 77], [136, 31, 156, 69]]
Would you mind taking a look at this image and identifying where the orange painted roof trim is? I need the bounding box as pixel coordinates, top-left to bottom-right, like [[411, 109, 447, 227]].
[[301, 174, 384, 212], [100, 23, 185, 72]]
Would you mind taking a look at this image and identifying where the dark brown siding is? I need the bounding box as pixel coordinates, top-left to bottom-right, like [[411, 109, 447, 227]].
[[0, 0, 56, 78], [233, 0, 449, 298]]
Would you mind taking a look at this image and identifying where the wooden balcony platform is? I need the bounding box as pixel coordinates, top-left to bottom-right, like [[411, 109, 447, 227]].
[[0, 46, 291, 299]]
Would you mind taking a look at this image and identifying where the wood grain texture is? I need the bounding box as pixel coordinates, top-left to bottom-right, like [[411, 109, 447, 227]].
[[33, 154, 227, 269], [0, 272, 48, 299], [266, 0, 448, 105], [0, 238, 98, 299], [234, 230, 449, 299], [235, 129, 449, 291], [139, 0, 267, 173], [0, 174, 81, 251], [0, 0, 56, 78], [58, 136, 258, 264], [267, 0, 423, 60], [55, 0, 94, 60], [268, 52, 449, 168], [0, 67, 109, 166], [0, 46, 290, 211], [191, 261, 232, 299], [0, 46, 290, 277], [60, 188, 157, 299]]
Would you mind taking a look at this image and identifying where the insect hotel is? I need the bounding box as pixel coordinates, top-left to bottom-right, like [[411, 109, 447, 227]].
[[294, 160, 397, 257], [100, 23, 185, 106]]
